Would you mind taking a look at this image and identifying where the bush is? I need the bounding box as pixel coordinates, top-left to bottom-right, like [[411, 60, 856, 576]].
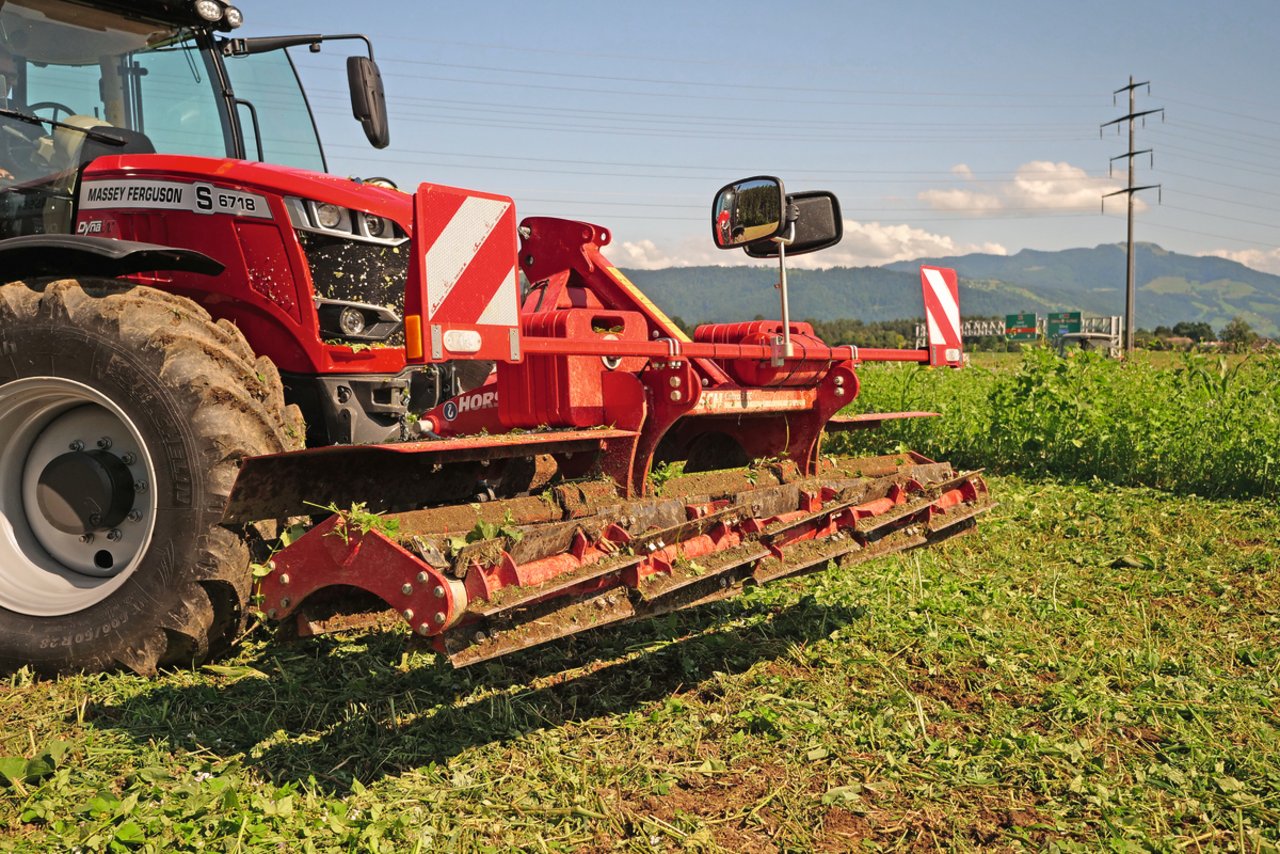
[[832, 348, 1280, 499]]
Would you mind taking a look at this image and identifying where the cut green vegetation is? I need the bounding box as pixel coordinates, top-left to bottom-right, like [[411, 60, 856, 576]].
[[3, 350, 1279, 851], [2, 477, 1278, 851]]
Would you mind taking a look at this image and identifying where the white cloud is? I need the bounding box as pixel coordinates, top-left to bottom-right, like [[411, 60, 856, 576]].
[[823, 221, 1006, 266], [614, 220, 1007, 270], [1201, 247, 1280, 276], [919, 160, 1134, 214], [615, 238, 730, 269], [1008, 160, 1128, 211], [613, 239, 685, 269], [917, 188, 1003, 211]]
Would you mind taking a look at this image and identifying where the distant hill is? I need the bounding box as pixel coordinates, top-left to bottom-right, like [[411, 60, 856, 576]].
[[884, 243, 1280, 335], [620, 243, 1280, 336], [621, 266, 939, 327]]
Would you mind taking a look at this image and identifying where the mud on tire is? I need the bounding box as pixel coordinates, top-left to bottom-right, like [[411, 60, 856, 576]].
[[0, 278, 303, 676]]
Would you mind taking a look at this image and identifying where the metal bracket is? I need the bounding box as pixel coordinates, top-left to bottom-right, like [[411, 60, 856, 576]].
[[430, 324, 443, 360]]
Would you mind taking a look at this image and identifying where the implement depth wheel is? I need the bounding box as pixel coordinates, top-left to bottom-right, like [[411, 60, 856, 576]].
[[0, 278, 301, 676]]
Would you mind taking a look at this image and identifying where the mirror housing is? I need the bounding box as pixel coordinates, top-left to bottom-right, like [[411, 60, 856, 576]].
[[348, 56, 390, 149], [712, 176, 787, 249], [744, 190, 842, 258]]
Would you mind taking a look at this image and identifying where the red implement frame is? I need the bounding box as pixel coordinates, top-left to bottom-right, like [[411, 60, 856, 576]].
[[235, 211, 978, 661], [257, 458, 990, 665], [406, 217, 961, 497]]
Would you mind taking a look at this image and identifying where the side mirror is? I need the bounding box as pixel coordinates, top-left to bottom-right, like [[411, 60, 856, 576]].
[[347, 56, 390, 149], [744, 190, 842, 258], [711, 176, 786, 249]]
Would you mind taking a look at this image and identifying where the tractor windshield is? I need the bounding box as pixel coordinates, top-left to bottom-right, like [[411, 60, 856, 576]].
[[0, 0, 325, 236]]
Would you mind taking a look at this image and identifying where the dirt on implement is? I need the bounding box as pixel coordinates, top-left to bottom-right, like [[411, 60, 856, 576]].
[[259, 453, 991, 666]]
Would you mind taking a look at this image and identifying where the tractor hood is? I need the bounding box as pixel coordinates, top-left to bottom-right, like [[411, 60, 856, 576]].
[[82, 154, 414, 233]]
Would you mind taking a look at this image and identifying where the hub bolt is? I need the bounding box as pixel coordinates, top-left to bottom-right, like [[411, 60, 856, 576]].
[[88, 513, 102, 527], [97, 437, 112, 450], [134, 481, 148, 493], [433, 612, 446, 625], [68, 440, 84, 452], [120, 453, 137, 466], [416, 572, 429, 584], [107, 529, 123, 542], [401, 583, 414, 596], [433, 586, 446, 599], [402, 609, 414, 621], [127, 510, 142, 523], [79, 533, 94, 544]]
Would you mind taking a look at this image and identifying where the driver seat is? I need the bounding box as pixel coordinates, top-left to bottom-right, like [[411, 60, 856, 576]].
[[40, 116, 154, 234], [45, 115, 155, 174]]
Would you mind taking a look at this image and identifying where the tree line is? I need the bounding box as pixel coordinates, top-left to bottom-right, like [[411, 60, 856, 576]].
[[665, 315, 1267, 353]]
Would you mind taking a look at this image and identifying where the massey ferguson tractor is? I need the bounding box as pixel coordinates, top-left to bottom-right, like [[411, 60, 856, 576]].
[[0, 0, 990, 676]]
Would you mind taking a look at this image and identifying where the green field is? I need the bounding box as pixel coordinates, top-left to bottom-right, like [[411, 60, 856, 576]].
[[3, 352, 1279, 852]]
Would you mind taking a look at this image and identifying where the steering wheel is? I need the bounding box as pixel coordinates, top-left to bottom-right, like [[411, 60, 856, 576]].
[[27, 101, 78, 124]]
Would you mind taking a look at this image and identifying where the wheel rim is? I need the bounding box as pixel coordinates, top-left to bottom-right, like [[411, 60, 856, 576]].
[[0, 377, 158, 616]]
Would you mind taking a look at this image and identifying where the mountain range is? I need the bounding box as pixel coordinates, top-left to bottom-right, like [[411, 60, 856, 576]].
[[621, 243, 1280, 336]]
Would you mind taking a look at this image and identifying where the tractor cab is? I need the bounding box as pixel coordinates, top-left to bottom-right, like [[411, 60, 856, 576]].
[[0, 0, 381, 237]]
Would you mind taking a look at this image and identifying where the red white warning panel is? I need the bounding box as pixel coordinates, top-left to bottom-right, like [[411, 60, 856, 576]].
[[920, 266, 964, 367], [405, 183, 522, 364]]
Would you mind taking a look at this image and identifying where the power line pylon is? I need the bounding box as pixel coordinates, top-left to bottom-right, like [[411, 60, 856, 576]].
[[1102, 76, 1163, 355]]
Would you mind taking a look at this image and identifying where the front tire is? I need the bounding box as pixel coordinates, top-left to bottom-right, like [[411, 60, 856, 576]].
[[0, 278, 301, 675]]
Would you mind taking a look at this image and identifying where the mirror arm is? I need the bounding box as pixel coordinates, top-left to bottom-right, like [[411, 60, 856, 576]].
[[772, 223, 795, 365], [224, 33, 375, 60]]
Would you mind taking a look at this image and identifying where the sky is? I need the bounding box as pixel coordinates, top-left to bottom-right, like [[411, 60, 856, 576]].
[[245, 1, 1280, 275]]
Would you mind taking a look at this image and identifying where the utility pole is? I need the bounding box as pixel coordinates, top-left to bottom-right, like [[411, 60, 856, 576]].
[[1101, 77, 1163, 355]]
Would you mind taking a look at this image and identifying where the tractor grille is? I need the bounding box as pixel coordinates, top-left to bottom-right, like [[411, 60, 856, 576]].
[[297, 231, 409, 345]]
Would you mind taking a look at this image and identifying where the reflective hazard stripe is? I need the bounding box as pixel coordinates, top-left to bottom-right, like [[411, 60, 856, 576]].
[[921, 266, 961, 348], [424, 195, 512, 320]]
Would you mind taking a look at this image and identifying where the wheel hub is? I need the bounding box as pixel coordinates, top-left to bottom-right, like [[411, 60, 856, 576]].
[[35, 450, 136, 535], [0, 377, 158, 616]]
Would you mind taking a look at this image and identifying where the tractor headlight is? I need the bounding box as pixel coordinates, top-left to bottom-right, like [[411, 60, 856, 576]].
[[223, 5, 243, 28], [193, 0, 223, 21], [362, 212, 386, 239], [285, 197, 407, 247], [338, 306, 366, 337], [314, 202, 345, 230], [317, 299, 402, 343]]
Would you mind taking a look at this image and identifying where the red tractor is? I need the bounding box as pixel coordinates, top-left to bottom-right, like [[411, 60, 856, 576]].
[[0, 0, 989, 676]]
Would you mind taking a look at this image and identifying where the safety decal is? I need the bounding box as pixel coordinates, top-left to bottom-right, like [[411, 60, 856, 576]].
[[78, 180, 272, 219]]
